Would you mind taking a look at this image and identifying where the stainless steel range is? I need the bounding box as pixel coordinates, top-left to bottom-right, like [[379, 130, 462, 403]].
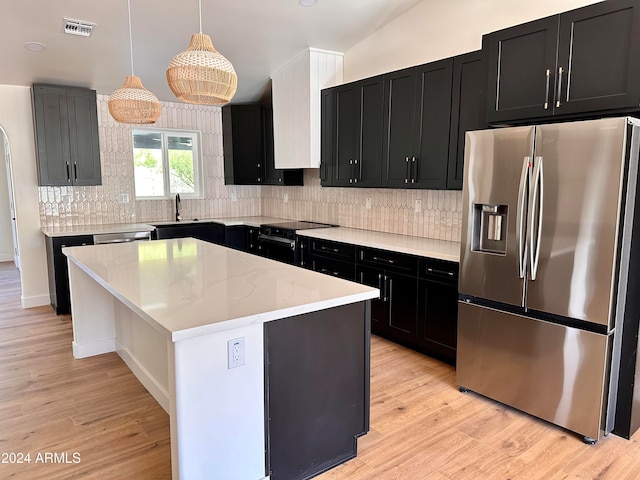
[[258, 221, 336, 264]]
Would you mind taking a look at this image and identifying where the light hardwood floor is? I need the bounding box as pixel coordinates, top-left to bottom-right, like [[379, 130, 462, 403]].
[[1, 261, 639, 479]]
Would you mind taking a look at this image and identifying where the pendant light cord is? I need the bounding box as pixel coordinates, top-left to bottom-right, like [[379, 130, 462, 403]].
[[128, 0, 135, 75], [199, 0, 203, 33]]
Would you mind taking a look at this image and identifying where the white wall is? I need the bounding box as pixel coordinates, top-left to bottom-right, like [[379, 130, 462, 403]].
[[0, 86, 49, 307], [0, 136, 13, 262], [344, 0, 600, 82]]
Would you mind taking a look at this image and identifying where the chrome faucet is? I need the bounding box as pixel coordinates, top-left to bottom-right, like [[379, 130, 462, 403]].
[[175, 193, 181, 221]]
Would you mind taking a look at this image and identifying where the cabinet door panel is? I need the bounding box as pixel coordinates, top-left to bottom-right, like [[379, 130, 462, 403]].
[[556, 0, 640, 115], [448, 51, 486, 190], [357, 266, 386, 336], [67, 88, 101, 186], [320, 89, 334, 185], [386, 272, 418, 344], [382, 68, 418, 187], [418, 279, 458, 365], [413, 59, 453, 189], [485, 16, 559, 123], [33, 86, 72, 186], [357, 77, 383, 187], [335, 84, 359, 186]]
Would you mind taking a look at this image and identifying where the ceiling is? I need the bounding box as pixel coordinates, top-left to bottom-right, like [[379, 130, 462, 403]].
[[2, 0, 425, 104]]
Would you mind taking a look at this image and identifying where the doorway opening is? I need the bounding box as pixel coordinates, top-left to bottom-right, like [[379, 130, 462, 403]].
[[0, 126, 21, 274]]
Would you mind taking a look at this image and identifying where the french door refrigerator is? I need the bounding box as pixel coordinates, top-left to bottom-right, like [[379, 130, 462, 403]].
[[457, 116, 640, 443]]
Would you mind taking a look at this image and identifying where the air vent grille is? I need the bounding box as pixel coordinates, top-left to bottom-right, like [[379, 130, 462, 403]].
[[63, 18, 96, 37]]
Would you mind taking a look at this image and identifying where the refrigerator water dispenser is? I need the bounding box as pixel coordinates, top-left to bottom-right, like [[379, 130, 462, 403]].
[[472, 204, 508, 254]]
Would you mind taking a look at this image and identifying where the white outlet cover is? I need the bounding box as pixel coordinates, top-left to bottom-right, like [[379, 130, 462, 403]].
[[415, 199, 422, 212], [284, 193, 289, 203], [231, 192, 237, 202], [365, 198, 372, 209], [228, 337, 245, 369]]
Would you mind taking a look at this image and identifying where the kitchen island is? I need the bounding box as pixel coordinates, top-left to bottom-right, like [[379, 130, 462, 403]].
[[63, 238, 378, 480]]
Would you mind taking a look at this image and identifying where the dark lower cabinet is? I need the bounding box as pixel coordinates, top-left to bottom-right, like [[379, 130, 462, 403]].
[[152, 222, 225, 244], [46, 235, 94, 314], [357, 265, 418, 345], [417, 259, 459, 365], [224, 225, 247, 250], [265, 302, 369, 480]]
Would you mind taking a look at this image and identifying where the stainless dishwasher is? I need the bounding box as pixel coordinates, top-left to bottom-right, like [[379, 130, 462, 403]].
[[93, 231, 151, 244]]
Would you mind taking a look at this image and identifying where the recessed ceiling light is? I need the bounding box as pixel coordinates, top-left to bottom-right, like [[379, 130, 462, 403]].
[[299, 0, 318, 6], [24, 42, 46, 52]]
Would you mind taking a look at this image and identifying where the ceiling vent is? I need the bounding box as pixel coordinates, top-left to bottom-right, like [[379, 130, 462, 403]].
[[63, 18, 96, 37]]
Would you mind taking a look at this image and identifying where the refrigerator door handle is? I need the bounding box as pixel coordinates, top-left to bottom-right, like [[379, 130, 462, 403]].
[[529, 156, 544, 281], [516, 156, 531, 278]]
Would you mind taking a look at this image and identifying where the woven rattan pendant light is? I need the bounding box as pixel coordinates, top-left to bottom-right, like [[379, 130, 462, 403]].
[[166, 0, 237, 105], [108, 0, 161, 124]]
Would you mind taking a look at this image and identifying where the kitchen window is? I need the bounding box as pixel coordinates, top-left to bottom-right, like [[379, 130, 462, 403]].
[[132, 128, 203, 199]]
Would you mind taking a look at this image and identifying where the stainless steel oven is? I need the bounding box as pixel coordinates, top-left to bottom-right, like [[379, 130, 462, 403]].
[[257, 221, 336, 264]]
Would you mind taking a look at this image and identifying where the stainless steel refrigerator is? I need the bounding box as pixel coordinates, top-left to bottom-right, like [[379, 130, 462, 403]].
[[457, 116, 640, 443]]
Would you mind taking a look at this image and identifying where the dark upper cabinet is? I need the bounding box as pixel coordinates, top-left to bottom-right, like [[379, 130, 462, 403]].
[[223, 104, 303, 186], [381, 59, 453, 189], [321, 76, 383, 187], [447, 51, 486, 190], [32, 84, 101, 186], [485, 0, 640, 123], [320, 89, 334, 186]]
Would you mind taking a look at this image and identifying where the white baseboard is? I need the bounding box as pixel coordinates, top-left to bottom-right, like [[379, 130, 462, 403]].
[[0, 254, 13, 262], [116, 340, 170, 414], [72, 338, 116, 359], [21, 293, 51, 309]]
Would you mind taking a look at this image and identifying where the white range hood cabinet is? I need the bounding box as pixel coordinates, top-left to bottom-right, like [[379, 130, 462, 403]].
[[271, 48, 344, 169]]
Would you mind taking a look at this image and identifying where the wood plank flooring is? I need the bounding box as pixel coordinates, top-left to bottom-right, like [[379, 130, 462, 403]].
[[1, 261, 639, 479]]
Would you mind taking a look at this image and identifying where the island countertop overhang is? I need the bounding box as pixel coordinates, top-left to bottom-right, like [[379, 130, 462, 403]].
[[63, 238, 379, 342]]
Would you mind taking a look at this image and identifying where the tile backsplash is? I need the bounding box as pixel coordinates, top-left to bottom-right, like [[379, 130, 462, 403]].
[[39, 97, 462, 242], [261, 171, 462, 242]]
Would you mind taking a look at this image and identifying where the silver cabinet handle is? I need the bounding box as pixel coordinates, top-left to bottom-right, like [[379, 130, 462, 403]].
[[544, 69, 551, 109], [73, 162, 78, 182], [404, 157, 409, 183], [349, 159, 353, 183], [353, 159, 359, 183], [427, 267, 455, 276], [373, 256, 395, 264], [66, 162, 71, 182], [556, 67, 563, 108]]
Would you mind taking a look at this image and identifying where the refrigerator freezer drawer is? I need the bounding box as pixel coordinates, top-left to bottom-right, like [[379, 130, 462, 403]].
[[457, 302, 611, 440]]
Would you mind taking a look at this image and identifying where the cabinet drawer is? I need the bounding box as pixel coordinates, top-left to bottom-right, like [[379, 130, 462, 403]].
[[358, 248, 418, 276], [310, 239, 356, 261], [312, 257, 356, 281], [420, 258, 459, 284]]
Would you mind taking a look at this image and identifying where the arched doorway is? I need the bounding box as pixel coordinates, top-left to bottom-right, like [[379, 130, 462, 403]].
[[0, 126, 20, 271]]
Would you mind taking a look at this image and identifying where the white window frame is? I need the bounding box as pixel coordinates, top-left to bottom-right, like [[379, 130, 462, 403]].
[[132, 127, 204, 200]]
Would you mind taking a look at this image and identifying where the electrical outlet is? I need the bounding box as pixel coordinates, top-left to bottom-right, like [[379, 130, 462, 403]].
[[231, 192, 238, 202], [365, 198, 372, 209], [284, 193, 289, 203], [415, 199, 422, 212], [228, 337, 245, 369], [118, 193, 130, 204]]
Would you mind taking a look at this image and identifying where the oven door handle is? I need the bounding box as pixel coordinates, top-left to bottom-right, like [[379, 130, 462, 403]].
[[258, 234, 295, 248]]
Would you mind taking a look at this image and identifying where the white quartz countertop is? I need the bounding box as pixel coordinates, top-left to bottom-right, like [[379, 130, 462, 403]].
[[41, 223, 155, 237], [298, 227, 461, 262], [63, 238, 379, 342]]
